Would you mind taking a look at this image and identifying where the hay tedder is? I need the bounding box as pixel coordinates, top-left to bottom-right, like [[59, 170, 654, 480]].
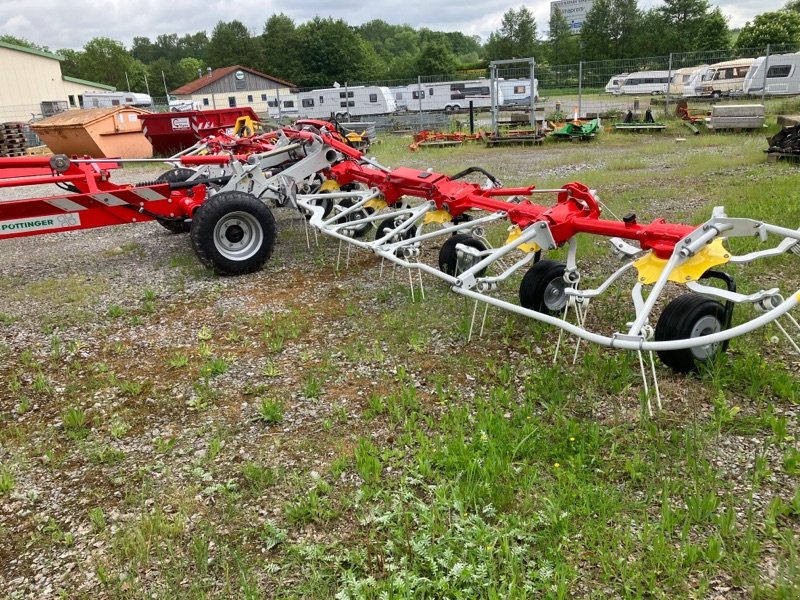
[[1, 121, 799, 406]]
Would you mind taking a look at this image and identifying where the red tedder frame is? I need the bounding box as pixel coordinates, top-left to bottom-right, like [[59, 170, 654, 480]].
[[0, 155, 235, 241], [319, 135, 696, 260]]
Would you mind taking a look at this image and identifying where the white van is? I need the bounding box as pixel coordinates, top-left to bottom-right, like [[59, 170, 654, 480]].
[[293, 86, 396, 119], [743, 53, 800, 96], [618, 71, 672, 95], [401, 79, 504, 112], [605, 73, 628, 95], [683, 58, 754, 98], [82, 91, 152, 108], [498, 78, 539, 105]]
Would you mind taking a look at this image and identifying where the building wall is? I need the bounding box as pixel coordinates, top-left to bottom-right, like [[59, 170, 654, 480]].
[[189, 88, 287, 111], [0, 48, 65, 122]]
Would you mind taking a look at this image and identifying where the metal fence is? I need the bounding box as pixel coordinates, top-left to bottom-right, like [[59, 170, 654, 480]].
[[4, 43, 800, 135]]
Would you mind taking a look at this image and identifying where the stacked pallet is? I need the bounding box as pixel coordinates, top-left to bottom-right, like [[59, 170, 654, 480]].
[[766, 124, 800, 162], [0, 122, 28, 157]]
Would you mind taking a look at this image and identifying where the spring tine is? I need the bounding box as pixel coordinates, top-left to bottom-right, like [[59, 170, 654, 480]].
[[336, 240, 342, 272], [304, 220, 311, 249], [417, 269, 426, 300], [572, 301, 589, 366], [479, 302, 490, 337], [346, 242, 352, 269], [648, 351, 662, 411], [379, 257, 385, 279], [785, 312, 800, 334], [553, 303, 570, 365], [408, 269, 415, 302], [775, 319, 800, 355], [637, 350, 653, 417], [468, 299, 479, 342]]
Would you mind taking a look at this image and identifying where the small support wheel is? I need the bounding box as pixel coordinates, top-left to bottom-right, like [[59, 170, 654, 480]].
[[334, 199, 373, 238], [375, 216, 415, 243], [190, 191, 276, 276], [519, 260, 567, 315], [155, 168, 196, 233], [711, 90, 722, 100], [655, 294, 726, 373], [438, 234, 488, 276]]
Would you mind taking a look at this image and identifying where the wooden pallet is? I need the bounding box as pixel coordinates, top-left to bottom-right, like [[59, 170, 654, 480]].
[[0, 132, 25, 141], [767, 152, 800, 163], [0, 150, 26, 157], [26, 145, 50, 156]]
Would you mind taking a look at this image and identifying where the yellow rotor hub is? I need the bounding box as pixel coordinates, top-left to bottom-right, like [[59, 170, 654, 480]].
[[423, 209, 453, 225], [318, 179, 340, 192], [505, 225, 540, 253], [633, 239, 730, 285]]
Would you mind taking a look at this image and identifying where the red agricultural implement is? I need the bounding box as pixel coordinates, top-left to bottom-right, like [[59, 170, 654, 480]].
[[2, 127, 799, 406]]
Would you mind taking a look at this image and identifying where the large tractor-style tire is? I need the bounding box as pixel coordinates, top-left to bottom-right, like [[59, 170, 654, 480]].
[[190, 191, 276, 276], [519, 260, 568, 315], [655, 294, 726, 373]]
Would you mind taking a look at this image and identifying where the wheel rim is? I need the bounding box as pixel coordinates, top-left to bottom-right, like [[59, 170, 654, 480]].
[[213, 211, 263, 261], [543, 278, 567, 312], [690, 314, 722, 360]]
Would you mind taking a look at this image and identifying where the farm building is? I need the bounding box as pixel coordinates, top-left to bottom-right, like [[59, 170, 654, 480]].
[[0, 41, 114, 123], [170, 65, 294, 115]]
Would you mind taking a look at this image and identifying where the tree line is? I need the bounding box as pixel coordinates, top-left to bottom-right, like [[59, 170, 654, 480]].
[[2, 1, 800, 94]]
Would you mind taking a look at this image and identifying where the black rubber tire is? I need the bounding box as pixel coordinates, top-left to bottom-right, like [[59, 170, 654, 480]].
[[334, 199, 373, 238], [155, 168, 196, 233], [190, 191, 276, 276], [302, 196, 333, 220], [655, 294, 726, 373], [519, 260, 567, 315], [438, 234, 488, 277], [711, 90, 722, 100], [375, 216, 415, 242]]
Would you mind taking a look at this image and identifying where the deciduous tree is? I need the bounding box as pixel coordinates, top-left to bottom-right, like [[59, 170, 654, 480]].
[[735, 10, 800, 49]]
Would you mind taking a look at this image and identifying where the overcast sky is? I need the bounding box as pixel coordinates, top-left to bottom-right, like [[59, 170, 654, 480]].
[[0, 0, 788, 51]]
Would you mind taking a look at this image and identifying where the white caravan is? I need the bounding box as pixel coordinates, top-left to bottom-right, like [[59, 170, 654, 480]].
[[669, 66, 708, 96], [682, 58, 754, 98], [288, 86, 396, 119], [400, 79, 504, 112], [498, 78, 539, 105], [618, 71, 672, 95], [743, 53, 800, 96], [82, 91, 152, 108], [605, 73, 628, 94]]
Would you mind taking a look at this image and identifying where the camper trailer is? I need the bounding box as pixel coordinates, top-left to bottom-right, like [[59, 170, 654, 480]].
[[605, 73, 628, 95], [498, 78, 539, 105], [398, 79, 503, 112], [669, 66, 708, 96], [683, 58, 754, 98], [743, 53, 800, 96], [82, 91, 153, 108], [618, 71, 672, 95], [289, 86, 396, 120]]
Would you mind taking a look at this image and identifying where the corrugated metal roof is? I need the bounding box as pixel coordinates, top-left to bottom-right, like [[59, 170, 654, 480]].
[[171, 65, 294, 95], [0, 40, 63, 61], [62, 76, 115, 91]]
